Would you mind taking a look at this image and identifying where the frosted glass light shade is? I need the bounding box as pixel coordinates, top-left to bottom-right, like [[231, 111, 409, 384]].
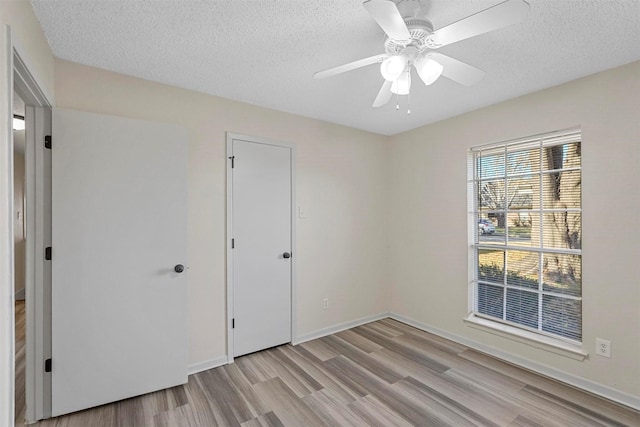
[[380, 55, 407, 81], [415, 56, 443, 85], [390, 70, 411, 95]]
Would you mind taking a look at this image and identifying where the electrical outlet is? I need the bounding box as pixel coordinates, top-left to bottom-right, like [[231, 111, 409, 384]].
[[322, 298, 329, 310], [596, 338, 611, 358]]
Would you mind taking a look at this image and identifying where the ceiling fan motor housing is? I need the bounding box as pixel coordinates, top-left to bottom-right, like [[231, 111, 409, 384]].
[[384, 18, 435, 60]]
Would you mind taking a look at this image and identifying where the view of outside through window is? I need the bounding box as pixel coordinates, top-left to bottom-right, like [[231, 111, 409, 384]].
[[470, 131, 582, 342]]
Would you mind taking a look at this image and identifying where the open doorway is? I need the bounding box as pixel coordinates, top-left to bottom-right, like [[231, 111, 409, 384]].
[[13, 91, 27, 425]]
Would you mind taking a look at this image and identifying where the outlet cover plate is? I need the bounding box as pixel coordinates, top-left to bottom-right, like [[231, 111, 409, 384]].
[[596, 338, 611, 358]]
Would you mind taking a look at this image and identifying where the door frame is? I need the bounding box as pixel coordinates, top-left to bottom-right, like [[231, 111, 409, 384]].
[[225, 132, 296, 363], [1, 25, 53, 426]]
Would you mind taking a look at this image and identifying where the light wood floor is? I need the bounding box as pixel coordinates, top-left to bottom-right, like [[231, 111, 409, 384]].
[[15, 305, 639, 426], [15, 299, 27, 426]]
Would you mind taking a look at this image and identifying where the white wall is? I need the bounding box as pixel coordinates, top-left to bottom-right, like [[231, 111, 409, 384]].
[[53, 59, 391, 366], [388, 61, 640, 401]]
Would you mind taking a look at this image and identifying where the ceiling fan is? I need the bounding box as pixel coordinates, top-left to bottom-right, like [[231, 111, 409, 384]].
[[314, 0, 530, 108]]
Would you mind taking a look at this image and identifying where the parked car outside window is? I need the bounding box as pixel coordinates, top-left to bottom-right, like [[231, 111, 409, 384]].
[[478, 218, 495, 235]]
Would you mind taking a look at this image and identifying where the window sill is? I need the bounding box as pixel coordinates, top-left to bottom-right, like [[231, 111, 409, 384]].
[[463, 314, 588, 361]]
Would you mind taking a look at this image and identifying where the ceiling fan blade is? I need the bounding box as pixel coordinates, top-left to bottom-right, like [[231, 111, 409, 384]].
[[314, 54, 386, 79], [427, 0, 530, 48], [363, 0, 411, 42], [372, 80, 393, 107], [428, 52, 485, 86]]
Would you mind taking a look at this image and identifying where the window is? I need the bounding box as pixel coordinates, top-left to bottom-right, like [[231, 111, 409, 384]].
[[468, 129, 582, 343]]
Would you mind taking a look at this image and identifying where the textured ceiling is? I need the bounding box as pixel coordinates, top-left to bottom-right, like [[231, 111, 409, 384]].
[[30, 0, 640, 136]]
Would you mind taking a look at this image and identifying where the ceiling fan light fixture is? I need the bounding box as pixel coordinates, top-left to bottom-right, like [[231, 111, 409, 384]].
[[415, 55, 444, 85], [380, 55, 407, 81], [390, 69, 411, 95]]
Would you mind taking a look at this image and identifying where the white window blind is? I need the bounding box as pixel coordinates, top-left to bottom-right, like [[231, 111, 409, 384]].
[[468, 129, 582, 343]]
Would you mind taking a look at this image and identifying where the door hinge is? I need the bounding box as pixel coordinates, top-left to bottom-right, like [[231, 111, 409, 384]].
[[44, 135, 52, 149], [231, 238, 235, 249], [45, 246, 52, 261], [44, 358, 52, 373], [232, 318, 235, 329], [229, 156, 235, 168]]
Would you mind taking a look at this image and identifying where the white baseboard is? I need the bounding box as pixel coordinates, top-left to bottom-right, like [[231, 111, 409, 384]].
[[293, 311, 390, 345], [187, 356, 228, 376], [388, 312, 640, 411]]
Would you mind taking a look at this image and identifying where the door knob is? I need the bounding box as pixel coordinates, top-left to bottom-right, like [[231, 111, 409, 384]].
[[282, 252, 291, 259], [174, 264, 185, 273]]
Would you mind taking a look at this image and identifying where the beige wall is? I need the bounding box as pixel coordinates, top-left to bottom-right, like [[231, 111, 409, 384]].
[[0, 0, 55, 102], [13, 149, 25, 296], [388, 61, 640, 399], [53, 59, 391, 365]]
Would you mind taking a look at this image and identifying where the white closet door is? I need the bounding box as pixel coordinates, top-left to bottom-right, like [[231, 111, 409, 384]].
[[231, 137, 292, 357]]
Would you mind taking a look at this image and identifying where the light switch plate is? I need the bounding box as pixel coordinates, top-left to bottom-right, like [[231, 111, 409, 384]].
[[298, 206, 308, 219]]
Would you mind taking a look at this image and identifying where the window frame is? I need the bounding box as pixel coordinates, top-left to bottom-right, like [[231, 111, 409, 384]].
[[467, 128, 583, 349]]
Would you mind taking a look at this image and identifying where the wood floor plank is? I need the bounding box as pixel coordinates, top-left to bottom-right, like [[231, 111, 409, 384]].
[[182, 375, 223, 427], [362, 320, 405, 338], [14, 300, 26, 427], [222, 362, 271, 416], [394, 329, 466, 358], [51, 404, 118, 427], [508, 414, 547, 427], [352, 325, 450, 374], [320, 335, 406, 384], [298, 338, 340, 362], [347, 395, 414, 427], [335, 329, 384, 354], [14, 307, 640, 427], [459, 349, 640, 426], [115, 393, 151, 426], [323, 355, 389, 398], [196, 365, 263, 425], [252, 377, 325, 426], [302, 388, 368, 427], [397, 376, 502, 426], [240, 411, 285, 427], [152, 404, 198, 427], [276, 345, 362, 405], [516, 385, 630, 427], [440, 357, 528, 397], [385, 319, 467, 353], [368, 349, 521, 426], [234, 351, 280, 385], [366, 381, 452, 426], [259, 347, 323, 397]]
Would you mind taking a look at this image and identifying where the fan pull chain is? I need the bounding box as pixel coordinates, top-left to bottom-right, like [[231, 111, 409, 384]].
[[407, 92, 411, 115], [395, 92, 399, 110]]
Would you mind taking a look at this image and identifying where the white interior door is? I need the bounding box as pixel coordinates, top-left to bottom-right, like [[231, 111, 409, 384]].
[[230, 136, 292, 357], [51, 108, 188, 416]]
